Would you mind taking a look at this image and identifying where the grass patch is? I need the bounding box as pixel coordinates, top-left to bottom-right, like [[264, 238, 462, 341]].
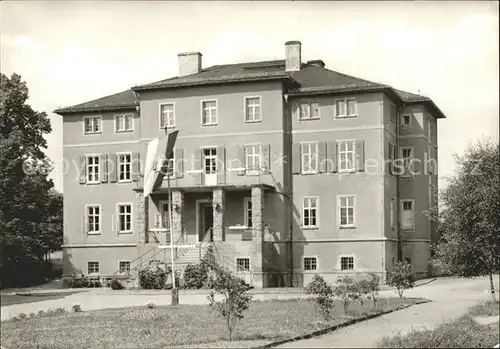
[[378, 301, 500, 348], [1, 297, 424, 349]]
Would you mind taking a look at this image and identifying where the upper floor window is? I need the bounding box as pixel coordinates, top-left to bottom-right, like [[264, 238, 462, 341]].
[[117, 204, 132, 233], [302, 197, 318, 228], [335, 98, 357, 118], [299, 102, 320, 120], [304, 257, 317, 271], [86, 205, 100, 234], [88, 261, 99, 274], [338, 195, 355, 227], [401, 147, 413, 176], [118, 153, 131, 182], [244, 198, 253, 228], [301, 142, 318, 174], [119, 261, 131, 273], [338, 140, 355, 172], [84, 116, 101, 134], [340, 256, 354, 271], [401, 114, 411, 126], [160, 103, 175, 129], [244, 97, 261, 123], [86, 155, 100, 183], [236, 258, 250, 271], [245, 144, 262, 174], [390, 104, 396, 123], [401, 199, 415, 230], [161, 150, 175, 178], [201, 100, 218, 125], [115, 114, 133, 133]]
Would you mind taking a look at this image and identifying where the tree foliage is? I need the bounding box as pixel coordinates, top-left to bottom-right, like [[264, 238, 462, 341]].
[[0, 73, 62, 288], [387, 261, 414, 298], [427, 139, 499, 301], [305, 274, 335, 321]]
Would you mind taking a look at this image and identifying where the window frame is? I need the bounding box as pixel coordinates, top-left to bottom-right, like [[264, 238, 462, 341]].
[[302, 196, 319, 229], [158, 200, 172, 230], [200, 99, 218, 126], [389, 104, 397, 123], [334, 97, 358, 118], [244, 197, 253, 228], [116, 152, 132, 183], [85, 204, 101, 235], [114, 114, 134, 133], [337, 195, 356, 228], [116, 203, 133, 234], [83, 116, 102, 135], [400, 146, 414, 177], [119, 260, 131, 274], [87, 261, 100, 275], [300, 142, 319, 174], [244, 143, 262, 175], [400, 199, 415, 230], [236, 257, 251, 271], [401, 114, 412, 126], [161, 148, 176, 179], [339, 256, 355, 271], [298, 101, 320, 120], [244, 96, 262, 123], [159, 102, 176, 129], [303, 256, 318, 271], [85, 154, 101, 184], [337, 140, 356, 173]]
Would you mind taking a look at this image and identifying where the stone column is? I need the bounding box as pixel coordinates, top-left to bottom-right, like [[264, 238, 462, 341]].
[[251, 186, 264, 288], [172, 189, 184, 244], [135, 191, 146, 244], [212, 188, 225, 241]]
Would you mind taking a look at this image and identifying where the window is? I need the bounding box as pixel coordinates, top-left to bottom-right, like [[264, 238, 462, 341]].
[[401, 114, 411, 126], [118, 153, 131, 182], [390, 197, 396, 229], [201, 100, 217, 125], [301, 142, 318, 173], [161, 151, 175, 178], [236, 258, 250, 271], [245, 97, 261, 122], [338, 141, 355, 172], [84, 116, 101, 134], [338, 196, 355, 227], [389, 143, 396, 173], [335, 98, 357, 118], [302, 197, 318, 228], [401, 199, 415, 230], [298, 102, 320, 120], [86, 205, 100, 234], [160, 103, 175, 129], [390, 104, 396, 123], [86, 155, 100, 183], [115, 114, 133, 132], [401, 147, 413, 175], [245, 144, 262, 174], [340, 257, 354, 271], [118, 204, 132, 232], [119, 261, 131, 273], [87, 261, 99, 274], [203, 148, 217, 175], [304, 257, 317, 271], [244, 198, 253, 228]]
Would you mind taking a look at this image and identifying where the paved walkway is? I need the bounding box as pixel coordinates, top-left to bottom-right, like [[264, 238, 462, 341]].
[[277, 276, 499, 348]]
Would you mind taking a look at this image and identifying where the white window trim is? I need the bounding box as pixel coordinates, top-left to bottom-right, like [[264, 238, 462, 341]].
[[243, 197, 252, 229], [298, 101, 321, 120], [114, 114, 134, 133], [300, 141, 319, 174], [400, 199, 415, 231], [244, 143, 262, 176], [235, 257, 251, 271], [116, 202, 133, 234], [85, 204, 101, 235], [303, 256, 318, 272], [159, 102, 176, 129], [118, 260, 131, 274], [116, 152, 132, 183], [334, 97, 358, 119], [87, 260, 100, 275], [337, 195, 356, 228], [401, 114, 412, 126], [302, 196, 319, 229], [200, 99, 218, 126], [339, 255, 355, 272], [85, 154, 101, 184], [400, 146, 415, 178], [244, 96, 262, 123], [83, 116, 103, 135], [337, 139, 356, 173]]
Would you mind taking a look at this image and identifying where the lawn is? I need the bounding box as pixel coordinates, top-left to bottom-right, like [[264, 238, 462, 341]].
[[378, 300, 500, 348], [0, 291, 82, 306], [1, 297, 424, 349]]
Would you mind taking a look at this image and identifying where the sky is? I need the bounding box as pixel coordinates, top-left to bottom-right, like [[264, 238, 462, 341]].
[[1, 1, 498, 193]]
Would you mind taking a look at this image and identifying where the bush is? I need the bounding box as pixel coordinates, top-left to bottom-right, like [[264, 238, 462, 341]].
[[366, 273, 381, 307], [110, 279, 124, 290], [333, 276, 358, 313], [62, 276, 75, 288], [18, 313, 27, 320], [37, 310, 45, 316], [305, 274, 335, 321], [387, 261, 414, 298], [183, 262, 210, 289], [138, 267, 167, 289], [72, 304, 82, 312], [54, 307, 66, 314], [146, 301, 155, 309]]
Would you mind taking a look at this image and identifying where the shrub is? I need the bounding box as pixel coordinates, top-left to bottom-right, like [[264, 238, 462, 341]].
[[183, 262, 210, 289], [29, 312, 35, 318], [110, 279, 124, 290], [146, 301, 156, 309], [18, 313, 27, 320], [387, 261, 414, 298], [72, 304, 82, 313], [354, 279, 371, 308], [62, 276, 75, 288], [305, 274, 335, 321], [333, 276, 358, 313], [37, 310, 45, 316], [138, 267, 167, 289], [164, 267, 182, 290], [207, 268, 253, 341], [366, 273, 381, 307], [54, 307, 66, 314]]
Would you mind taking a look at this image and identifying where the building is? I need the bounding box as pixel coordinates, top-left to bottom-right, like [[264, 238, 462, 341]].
[[55, 40, 445, 288]]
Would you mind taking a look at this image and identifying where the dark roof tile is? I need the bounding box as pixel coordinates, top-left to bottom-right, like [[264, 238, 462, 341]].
[[54, 90, 138, 114]]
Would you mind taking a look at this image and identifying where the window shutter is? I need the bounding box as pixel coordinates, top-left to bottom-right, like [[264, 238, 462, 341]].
[[82, 214, 88, 235], [292, 143, 301, 174], [175, 148, 183, 178], [109, 154, 117, 183], [217, 146, 226, 185], [318, 141, 327, 173], [237, 145, 245, 176], [292, 103, 299, 120], [388, 143, 394, 174], [132, 152, 140, 181], [355, 140, 365, 172], [79, 156, 87, 184], [326, 141, 338, 173], [193, 149, 202, 185], [262, 144, 270, 172], [99, 155, 107, 183]]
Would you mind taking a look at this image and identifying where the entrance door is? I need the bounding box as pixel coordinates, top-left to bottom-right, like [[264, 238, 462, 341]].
[[204, 148, 217, 186], [200, 203, 214, 242]]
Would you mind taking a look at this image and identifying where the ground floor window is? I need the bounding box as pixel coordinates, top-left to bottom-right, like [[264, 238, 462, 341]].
[[340, 256, 354, 271], [244, 198, 253, 228], [118, 204, 132, 232], [236, 258, 250, 271], [88, 261, 99, 274], [119, 261, 131, 273], [304, 257, 317, 271]]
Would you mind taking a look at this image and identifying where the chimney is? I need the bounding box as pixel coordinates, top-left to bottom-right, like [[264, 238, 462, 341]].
[[285, 41, 301, 72], [177, 52, 202, 77], [307, 60, 325, 68]]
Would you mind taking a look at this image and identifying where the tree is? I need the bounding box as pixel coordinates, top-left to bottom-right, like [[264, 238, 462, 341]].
[[305, 274, 335, 321], [365, 273, 381, 308], [386, 261, 414, 298], [333, 275, 358, 313], [428, 139, 499, 301], [207, 268, 253, 341]]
